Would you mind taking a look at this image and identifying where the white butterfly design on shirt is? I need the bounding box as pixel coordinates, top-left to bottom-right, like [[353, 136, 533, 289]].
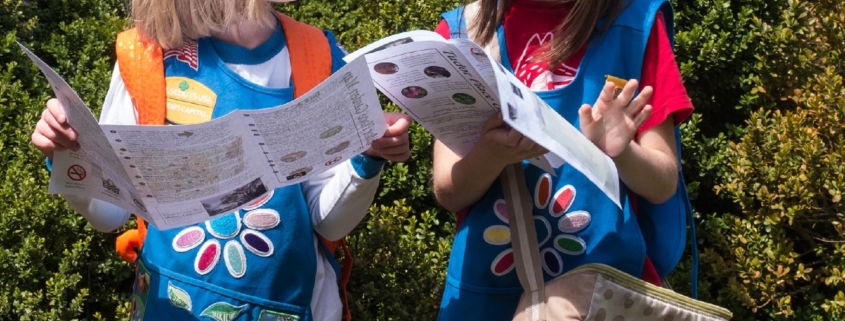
[[513, 32, 578, 91]]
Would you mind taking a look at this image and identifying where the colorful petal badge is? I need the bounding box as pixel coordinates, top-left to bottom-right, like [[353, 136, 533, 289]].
[[172, 191, 280, 278], [486, 199, 553, 276], [486, 173, 593, 278]]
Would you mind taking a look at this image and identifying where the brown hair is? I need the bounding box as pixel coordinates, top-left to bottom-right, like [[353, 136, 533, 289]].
[[130, 0, 275, 50], [467, 0, 626, 66]]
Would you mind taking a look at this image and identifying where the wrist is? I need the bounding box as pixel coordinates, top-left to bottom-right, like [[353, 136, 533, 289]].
[[361, 150, 385, 162], [467, 141, 509, 172], [610, 141, 635, 162]]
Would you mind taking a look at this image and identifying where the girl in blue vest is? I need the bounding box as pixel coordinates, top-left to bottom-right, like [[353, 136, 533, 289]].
[[30, 0, 410, 320], [432, 0, 694, 319]]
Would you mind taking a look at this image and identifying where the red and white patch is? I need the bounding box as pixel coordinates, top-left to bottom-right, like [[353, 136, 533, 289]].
[[164, 42, 199, 71], [194, 239, 220, 275], [513, 33, 579, 91]]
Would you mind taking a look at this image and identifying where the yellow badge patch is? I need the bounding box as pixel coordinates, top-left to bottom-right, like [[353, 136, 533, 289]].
[[165, 77, 217, 125]]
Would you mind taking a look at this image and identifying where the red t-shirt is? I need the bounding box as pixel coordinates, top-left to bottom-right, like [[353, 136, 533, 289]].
[[434, 0, 693, 134], [435, 0, 693, 285]]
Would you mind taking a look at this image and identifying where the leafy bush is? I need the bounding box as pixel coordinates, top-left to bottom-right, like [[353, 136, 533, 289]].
[[344, 201, 454, 320], [670, 0, 845, 320], [1, 0, 843, 320], [1, 1, 133, 320], [705, 65, 844, 320]]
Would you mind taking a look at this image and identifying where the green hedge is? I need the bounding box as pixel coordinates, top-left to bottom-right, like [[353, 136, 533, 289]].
[[0, 0, 842, 320]]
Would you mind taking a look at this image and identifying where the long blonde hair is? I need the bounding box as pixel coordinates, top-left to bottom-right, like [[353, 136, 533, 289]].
[[131, 0, 275, 49]]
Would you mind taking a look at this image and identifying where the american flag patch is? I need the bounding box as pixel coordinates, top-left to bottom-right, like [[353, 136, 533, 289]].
[[336, 42, 349, 55], [164, 42, 199, 71]]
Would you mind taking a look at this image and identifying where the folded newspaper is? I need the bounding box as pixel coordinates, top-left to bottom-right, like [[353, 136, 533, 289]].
[[20, 43, 387, 229], [344, 31, 621, 208]]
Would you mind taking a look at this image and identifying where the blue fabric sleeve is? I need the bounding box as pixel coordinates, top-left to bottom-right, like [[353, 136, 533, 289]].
[[350, 154, 386, 179]]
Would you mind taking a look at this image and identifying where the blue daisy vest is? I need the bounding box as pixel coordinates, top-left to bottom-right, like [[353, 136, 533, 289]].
[[127, 27, 346, 321], [438, 0, 696, 319]]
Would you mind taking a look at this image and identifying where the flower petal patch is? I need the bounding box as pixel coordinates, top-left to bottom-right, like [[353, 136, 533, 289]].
[[550, 185, 576, 217], [491, 248, 515, 276], [483, 225, 511, 245], [558, 211, 591, 233], [241, 230, 274, 257], [494, 199, 509, 223], [243, 209, 281, 230], [206, 212, 241, 239], [173, 226, 205, 252], [534, 173, 552, 209], [200, 302, 247, 321], [554, 234, 587, 255], [534, 216, 552, 247], [244, 190, 274, 210], [195, 239, 221, 275], [167, 282, 192, 313], [541, 248, 563, 276], [223, 241, 246, 278]]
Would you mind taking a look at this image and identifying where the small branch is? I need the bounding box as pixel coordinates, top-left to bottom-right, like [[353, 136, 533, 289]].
[[788, 225, 819, 249], [787, 285, 816, 297], [813, 237, 845, 243]]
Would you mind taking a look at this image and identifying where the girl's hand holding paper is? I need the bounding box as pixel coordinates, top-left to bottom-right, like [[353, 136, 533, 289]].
[[478, 112, 549, 167], [364, 112, 413, 162]]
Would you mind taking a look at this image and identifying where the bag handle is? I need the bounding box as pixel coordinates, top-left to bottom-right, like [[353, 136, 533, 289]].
[[500, 163, 546, 321], [463, 2, 544, 319]]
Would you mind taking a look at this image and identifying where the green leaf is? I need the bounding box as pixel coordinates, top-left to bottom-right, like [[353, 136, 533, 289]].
[[167, 282, 192, 313], [200, 302, 247, 321]]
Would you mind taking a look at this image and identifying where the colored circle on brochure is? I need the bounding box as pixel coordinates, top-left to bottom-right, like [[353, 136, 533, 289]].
[[320, 125, 343, 139], [288, 167, 313, 179], [374, 62, 399, 75], [281, 151, 307, 163], [67, 164, 86, 181], [325, 141, 351, 155], [401, 86, 428, 99], [470, 47, 487, 58], [452, 93, 477, 105], [424, 66, 451, 78]]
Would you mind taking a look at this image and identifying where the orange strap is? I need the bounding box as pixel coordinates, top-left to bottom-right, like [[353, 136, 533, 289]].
[[275, 12, 333, 98], [115, 13, 351, 320], [339, 240, 354, 321], [322, 238, 354, 321], [114, 29, 163, 263], [116, 29, 166, 126], [115, 229, 141, 262]]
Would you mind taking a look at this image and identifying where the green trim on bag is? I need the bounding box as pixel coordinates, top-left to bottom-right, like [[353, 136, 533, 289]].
[[561, 264, 733, 319]]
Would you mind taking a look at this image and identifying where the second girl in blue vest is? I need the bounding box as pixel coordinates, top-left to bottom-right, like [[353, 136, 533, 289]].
[[432, 0, 695, 319]]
